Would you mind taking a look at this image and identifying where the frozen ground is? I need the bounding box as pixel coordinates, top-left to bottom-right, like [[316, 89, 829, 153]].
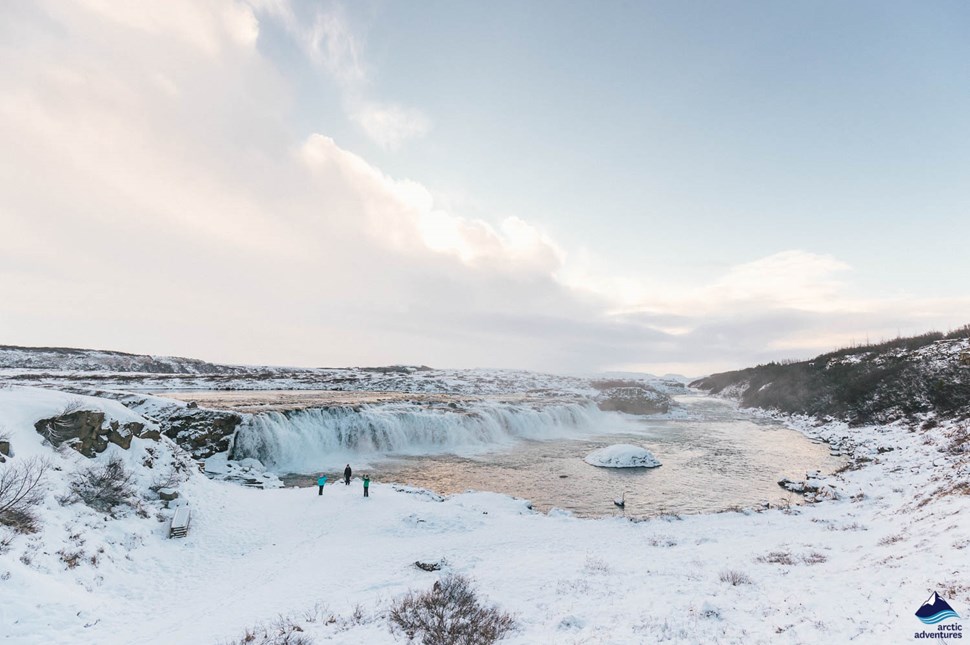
[[1, 385, 968, 644]]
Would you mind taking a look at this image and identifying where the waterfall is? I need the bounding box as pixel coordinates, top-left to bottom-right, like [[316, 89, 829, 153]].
[[229, 401, 607, 472]]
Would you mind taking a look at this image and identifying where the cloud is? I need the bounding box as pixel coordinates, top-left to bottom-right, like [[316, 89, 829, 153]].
[[350, 102, 432, 151], [298, 134, 564, 273], [303, 6, 366, 84], [707, 250, 851, 311], [72, 0, 260, 54], [255, 1, 431, 150], [1, 0, 968, 376]]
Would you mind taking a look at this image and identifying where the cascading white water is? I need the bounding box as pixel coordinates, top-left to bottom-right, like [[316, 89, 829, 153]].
[[229, 401, 608, 472]]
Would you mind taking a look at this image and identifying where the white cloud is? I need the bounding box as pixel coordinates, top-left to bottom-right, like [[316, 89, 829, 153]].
[[299, 134, 562, 272], [73, 0, 259, 54], [350, 102, 432, 151], [304, 7, 366, 85], [707, 250, 851, 311], [254, 1, 431, 150], [566, 249, 853, 317]]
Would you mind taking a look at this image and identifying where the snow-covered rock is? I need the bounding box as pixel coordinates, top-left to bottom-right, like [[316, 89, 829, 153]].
[[202, 453, 283, 489], [595, 384, 670, 415], [33, 407, 157, 456], [584, 444, 661, 468], [157, 488, 179, 501]]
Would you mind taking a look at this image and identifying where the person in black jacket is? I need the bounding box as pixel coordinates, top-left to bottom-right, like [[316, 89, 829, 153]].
[[344, 464, 352, 486]]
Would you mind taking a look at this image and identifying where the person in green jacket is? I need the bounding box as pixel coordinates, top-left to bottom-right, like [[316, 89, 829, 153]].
[[363, 475, 370, 497], [317, 475, 327, 496]]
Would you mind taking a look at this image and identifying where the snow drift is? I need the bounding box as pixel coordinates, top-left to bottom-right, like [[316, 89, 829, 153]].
[[584, 444, 661, 468], [230, 401, 608, 472]]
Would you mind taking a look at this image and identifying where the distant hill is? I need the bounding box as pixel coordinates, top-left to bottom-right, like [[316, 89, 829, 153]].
[[690, 327, 970, 424], [0, 345, 686, 415], [0, 345, 251, 374]]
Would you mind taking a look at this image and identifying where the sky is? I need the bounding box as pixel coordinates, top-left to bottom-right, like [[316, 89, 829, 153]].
[[1, 0, 969, 376]]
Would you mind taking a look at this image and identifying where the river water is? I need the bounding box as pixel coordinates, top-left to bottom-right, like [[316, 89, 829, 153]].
[[285, 395, 841, 518]]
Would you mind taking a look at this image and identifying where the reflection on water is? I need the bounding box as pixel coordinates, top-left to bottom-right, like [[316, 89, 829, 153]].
[[289, 396, 843, 518]]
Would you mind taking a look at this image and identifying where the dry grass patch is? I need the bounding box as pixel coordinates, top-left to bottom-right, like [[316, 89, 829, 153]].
[[757, 551, 796, 566], [827, 521, 867, 532], [757, 550, 829, 565], [802, 551, 828, 565], [582, 555, 613, 575], [648, 535, 677, 547], [223, 616, 312, 645], [719, 570, 752, 586], [57, 549, 83, 569]]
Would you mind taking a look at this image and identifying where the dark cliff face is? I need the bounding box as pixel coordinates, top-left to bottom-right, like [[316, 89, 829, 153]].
[[691, 329, 970, 424]]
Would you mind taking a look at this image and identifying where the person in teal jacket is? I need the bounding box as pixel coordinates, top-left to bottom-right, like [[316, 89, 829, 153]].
[[317, 475, 327, 496], [363, 475, 370, 498]]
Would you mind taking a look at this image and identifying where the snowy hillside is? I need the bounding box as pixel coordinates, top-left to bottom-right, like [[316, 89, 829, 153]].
[[2, 383, 968, 643], [0, 345, 250, 374], [691, 328, 970, 424], [0, 344, 598, 395]]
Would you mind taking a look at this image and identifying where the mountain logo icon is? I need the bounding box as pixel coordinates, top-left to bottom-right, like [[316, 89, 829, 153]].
[[915, 592, 960, 625]]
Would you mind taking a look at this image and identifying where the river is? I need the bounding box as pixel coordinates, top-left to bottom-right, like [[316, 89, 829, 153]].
[[283, 395, 841, 518]]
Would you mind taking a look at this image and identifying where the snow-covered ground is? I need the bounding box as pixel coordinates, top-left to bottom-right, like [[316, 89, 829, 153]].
[[1, 385, 968, 644], [0, 363, 600, 399]]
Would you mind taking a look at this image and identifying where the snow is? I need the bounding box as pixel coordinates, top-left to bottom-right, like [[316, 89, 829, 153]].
[[1, 385, 969, 644], [202, 453, 284, 488], [583, 444, 662, 468]]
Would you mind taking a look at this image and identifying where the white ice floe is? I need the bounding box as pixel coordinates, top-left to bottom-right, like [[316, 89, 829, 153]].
[[583, 444, 661, 468]]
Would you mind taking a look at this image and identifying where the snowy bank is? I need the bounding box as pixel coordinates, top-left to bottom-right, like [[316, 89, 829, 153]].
[[584, 444, 661, 468], [1, 385, 969, 644]]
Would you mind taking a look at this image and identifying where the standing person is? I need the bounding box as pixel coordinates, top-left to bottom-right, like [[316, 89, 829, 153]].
[[317, 475, 327, 496], [362, 474, 370, 498], [344, 464, 352, 486]]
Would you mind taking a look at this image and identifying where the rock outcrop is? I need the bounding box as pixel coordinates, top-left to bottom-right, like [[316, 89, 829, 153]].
[[157, 488, 179, 501], [150, 406, 241, 458], [34, 410, 157, 457], [70, 391, 242, 459], [777, 471, 839, 503], [596, 386, 670, 415]]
